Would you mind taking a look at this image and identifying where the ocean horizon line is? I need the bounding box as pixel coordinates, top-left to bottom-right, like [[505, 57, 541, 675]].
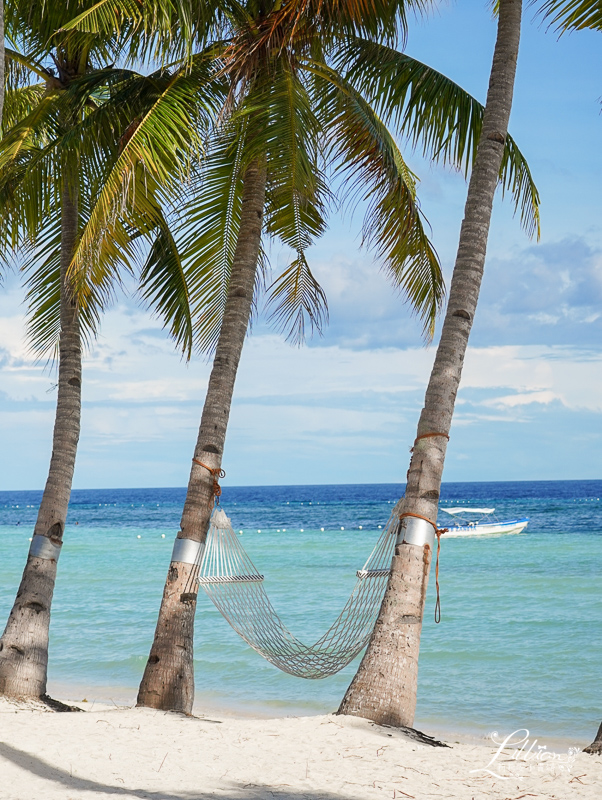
[[2, 476, 602, 496]]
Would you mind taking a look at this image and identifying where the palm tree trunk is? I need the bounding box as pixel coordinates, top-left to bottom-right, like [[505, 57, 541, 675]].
[[338, 0, 523, 727], [137, 159, 267, 713], [584, 721, 602, 755], [0, 1, 5, 126], [0, 171, 81, 698]]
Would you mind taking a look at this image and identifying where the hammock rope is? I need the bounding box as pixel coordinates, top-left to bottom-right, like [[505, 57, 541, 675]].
[[190, 507, 398, 679]]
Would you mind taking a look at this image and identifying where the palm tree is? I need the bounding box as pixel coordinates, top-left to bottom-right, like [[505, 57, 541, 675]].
[[0, 5, 95, 698], [117, 1, 541, 714], [0, 1, 209, 699], [131, 0, 442, 713], [338, 0, 527, 727]]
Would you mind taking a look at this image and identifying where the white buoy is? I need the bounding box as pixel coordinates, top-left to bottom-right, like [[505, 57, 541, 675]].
[[137, 535, 141, 539], [320, 527, 324, 531], [359, 525, 363, 530], [340, 527, 344, 530], [300, 528, 304, 532], [258, 529, 261, 533], [161, 534, 165, 539]]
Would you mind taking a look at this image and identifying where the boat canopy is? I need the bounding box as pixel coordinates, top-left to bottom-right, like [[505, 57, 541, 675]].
[[441, 507, 495, 515]]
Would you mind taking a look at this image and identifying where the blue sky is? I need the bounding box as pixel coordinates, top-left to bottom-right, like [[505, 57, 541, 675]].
[[0, 1, 601, 489]]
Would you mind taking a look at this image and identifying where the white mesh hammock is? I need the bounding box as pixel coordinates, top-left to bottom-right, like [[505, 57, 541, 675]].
[[189, 506, 398, 679]]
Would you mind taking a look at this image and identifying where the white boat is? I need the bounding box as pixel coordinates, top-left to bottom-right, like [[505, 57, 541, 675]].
[[439, 507, 529, 537]]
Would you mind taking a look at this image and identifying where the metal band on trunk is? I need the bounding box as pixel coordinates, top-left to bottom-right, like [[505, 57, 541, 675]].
[[171, 537, 204, 566], [29, 534, 62, 561], [397, 516, 435, 549]]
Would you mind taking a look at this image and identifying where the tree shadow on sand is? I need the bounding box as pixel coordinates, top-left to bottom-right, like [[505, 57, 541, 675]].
[[0, 741, 371, 800]]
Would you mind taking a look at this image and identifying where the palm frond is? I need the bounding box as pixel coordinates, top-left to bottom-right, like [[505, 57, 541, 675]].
[[138, 211, 194, 359], [334, 37, 541, 238], [180, 120, 248, 354], [539, 0, 602, 32], [266, 256, 328, 345], [4, 47, 51, 83], [1, 83, 46, 135], [68, 55, 224, 305], [260, 60, 330, 341], [21, 191, 119, 358], [59, 0, 150, 35], [500, 134, 541, 239], [0, 93, 62, 173], [59, 0, 222, 64], [310, 61, 444, 337]]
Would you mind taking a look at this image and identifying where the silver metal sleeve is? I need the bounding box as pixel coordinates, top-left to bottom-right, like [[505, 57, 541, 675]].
[[29, 534, 62, 561], [397, 516, 436, 548], [171, 538, 204, 565]]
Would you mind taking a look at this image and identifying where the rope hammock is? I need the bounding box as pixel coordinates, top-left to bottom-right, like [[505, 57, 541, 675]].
[[189, 507, 398, 679]]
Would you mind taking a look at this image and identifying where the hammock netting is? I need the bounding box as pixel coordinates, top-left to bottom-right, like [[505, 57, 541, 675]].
[[189, 507, 398, 679]]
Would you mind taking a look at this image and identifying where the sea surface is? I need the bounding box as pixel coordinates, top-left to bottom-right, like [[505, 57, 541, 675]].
[[1, 480, 601, 744]]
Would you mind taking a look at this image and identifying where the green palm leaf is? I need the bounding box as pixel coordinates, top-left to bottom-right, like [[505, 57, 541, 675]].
[[138, 205, 194, 358], [310, 60, 443, 337], [335, 37, 541, 238], [1, 83, 46, 134], [540, 0, 602, 32], [68, 55, 224, 303], [260, 59, 330, 342], [172, 119, 248, 354]]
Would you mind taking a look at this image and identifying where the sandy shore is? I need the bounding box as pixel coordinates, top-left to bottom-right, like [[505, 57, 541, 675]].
[[0, 697, 599, 800]]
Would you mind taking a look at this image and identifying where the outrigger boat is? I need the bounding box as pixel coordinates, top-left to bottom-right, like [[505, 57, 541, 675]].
[[439, 507, 529, 537]]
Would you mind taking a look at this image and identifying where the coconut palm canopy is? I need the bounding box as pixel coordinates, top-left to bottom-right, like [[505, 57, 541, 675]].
[[0, 1, 225, 359], [55, 0, 540, 354]]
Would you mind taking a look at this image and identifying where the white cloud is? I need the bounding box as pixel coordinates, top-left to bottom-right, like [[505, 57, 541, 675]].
[[1, 283, 602, 487], [482, 390, 558, 409], [461, 346, 602, 413]]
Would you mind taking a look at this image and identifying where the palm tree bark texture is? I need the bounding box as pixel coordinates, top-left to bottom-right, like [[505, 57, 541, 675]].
[[338, 0, 523, 727], [584, 721, 602, 755], [0, 171, 82, 698], [137, 159, 267, 713]]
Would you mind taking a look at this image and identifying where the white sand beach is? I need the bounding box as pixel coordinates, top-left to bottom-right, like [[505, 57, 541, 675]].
[[0, 697, 599, 800]]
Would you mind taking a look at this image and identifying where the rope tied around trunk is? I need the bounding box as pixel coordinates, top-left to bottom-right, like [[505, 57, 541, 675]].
[[193, 459, 226, 505], [398, 511, 448, 624], [411, 431, 450, 452]]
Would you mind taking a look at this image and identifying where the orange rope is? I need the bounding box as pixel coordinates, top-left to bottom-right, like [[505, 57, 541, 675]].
[[398, 512, 448, 623], [399, 511, 437, 527], [414, 431, 450, 442], [192, 459, 226, 504]]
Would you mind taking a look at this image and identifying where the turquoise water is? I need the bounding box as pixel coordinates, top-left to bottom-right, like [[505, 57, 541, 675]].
[[0, 481, 601, 742]]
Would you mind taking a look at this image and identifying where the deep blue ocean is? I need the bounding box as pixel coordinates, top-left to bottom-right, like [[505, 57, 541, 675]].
[[1, 480, 601, 743]]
